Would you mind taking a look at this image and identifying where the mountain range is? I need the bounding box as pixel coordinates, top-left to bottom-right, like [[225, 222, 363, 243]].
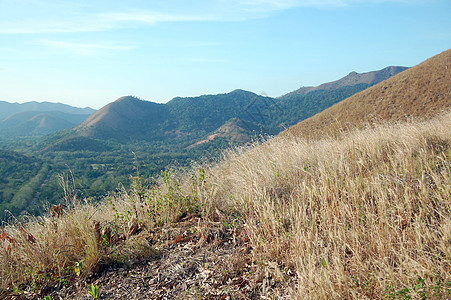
[[0, 101, 95, 138], [49, 65, 408, 150], [0, 101, 94, 120], [0, 65, 408, 144], [1, 47, 450, 300]]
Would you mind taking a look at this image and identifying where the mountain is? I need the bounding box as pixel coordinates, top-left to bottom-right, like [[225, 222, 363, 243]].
[[0, 100, 95, 120], [280, 66, 408, 97], [0, 111, 90, 137], [0, 101, 95, 138], [274, 66, 408, 130], [166, 89, 272, 134], [74, 96, 170, 142], [282, 49, 451, 139], [70, 90, 274, 143]]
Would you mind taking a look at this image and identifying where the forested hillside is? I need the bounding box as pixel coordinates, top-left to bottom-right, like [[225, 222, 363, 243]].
[[0, 149, 48, 219]]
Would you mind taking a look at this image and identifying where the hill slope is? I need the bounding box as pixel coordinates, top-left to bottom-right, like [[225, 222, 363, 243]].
[[0, 149, 47, 218], [1, 50, 450, 299], [1, 110, 449, 299], [74, 96, 170, 142], [279, 66, 408, 97], [282, 49, 451, 139], [257, 66, 408, 131]]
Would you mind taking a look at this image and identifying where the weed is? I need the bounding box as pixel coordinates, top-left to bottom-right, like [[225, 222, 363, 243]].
[[87, 284, 99, 299], [385, 276, 450, 299], [414, 277, 426, 299], [74, 260, 83, 277]]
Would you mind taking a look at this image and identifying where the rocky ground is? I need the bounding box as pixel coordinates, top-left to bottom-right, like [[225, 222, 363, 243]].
[[11, 216, 296, 299]]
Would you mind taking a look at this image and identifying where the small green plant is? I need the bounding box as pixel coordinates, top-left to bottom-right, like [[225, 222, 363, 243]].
[[74, 260, 83, 276], [41, 296, 52, 300], [24, 264, 58, 294], [414, 277, 426, 299], [87, 284, 99, 299], [204, 262, 209, 270], [321, 257, 327, 268], [384, 276, 447, 299], [221, 213, 241, 229]]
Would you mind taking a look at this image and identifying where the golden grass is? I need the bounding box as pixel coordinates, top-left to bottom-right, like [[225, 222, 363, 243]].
[[204, 110, 451, 298], [1, 111, 450, 298]]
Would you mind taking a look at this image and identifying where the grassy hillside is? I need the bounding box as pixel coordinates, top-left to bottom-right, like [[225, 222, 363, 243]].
[[283, 49, 451, 139], [1, 110, 449, 298]]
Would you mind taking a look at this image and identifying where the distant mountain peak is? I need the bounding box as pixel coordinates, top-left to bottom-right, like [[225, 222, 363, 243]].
[[280, 66, 409, 98], [114, 95, 142, 103]]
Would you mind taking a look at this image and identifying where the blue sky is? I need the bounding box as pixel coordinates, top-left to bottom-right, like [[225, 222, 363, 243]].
[[0, 0, 450, 109]]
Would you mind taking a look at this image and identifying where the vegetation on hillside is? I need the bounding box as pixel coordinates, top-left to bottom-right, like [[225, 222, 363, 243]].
[[275, 84, 372, 129], [0, 135, 233, 221], [1, 111, 449, 298], [0, 149, 47, 219]]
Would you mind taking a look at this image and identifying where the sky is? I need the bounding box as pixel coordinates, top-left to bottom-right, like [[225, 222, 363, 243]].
[[0, 0, 450, 109]]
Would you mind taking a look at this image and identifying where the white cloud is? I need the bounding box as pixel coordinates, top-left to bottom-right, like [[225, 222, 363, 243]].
[[39, 40, 135, 56], [0, 0, 422, 34], [0, 11, 217, 34], [99, 11, 216, 24], [224, 0, 419, 13]]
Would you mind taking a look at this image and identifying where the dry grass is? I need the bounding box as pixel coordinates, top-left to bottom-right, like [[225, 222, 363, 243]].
[[207, 110, 451, 298], [1, 111, 450, 299]]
